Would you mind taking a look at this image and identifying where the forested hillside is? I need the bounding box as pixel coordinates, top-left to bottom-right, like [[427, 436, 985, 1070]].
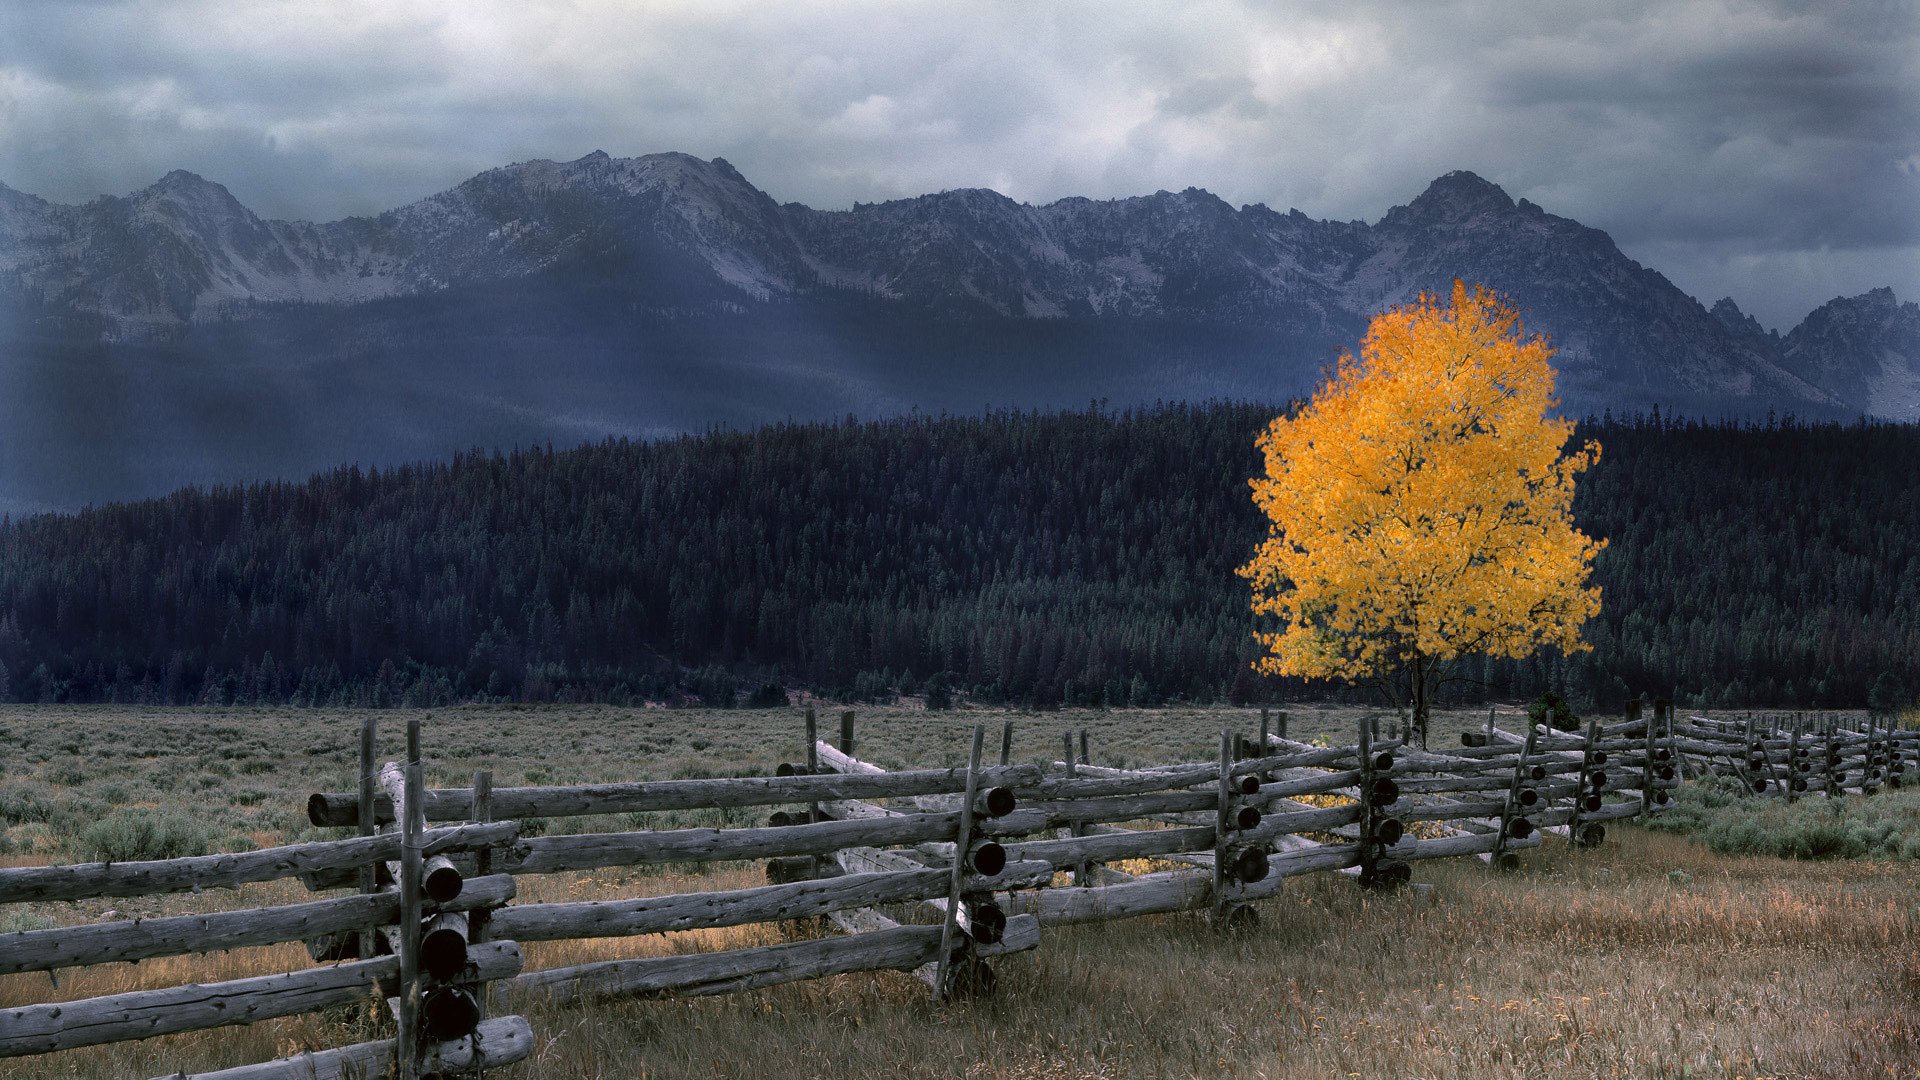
[[0, 405, 1913, 711]]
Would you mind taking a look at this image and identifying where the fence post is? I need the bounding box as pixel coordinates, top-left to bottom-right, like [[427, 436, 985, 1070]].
[[1063, 731, 1088, 886], [804, 707, 820, 828], [1356, 717, 1380, 882], [1491, 721, 1535, 871], [1864, 716, 1881, 795], [1787, 719, 1802, 802], [1568, 717, 1602, 847], [357, 716, 378, 961], [1824, 719, 1840, 799], [396, 720, 425, 1080], [1212, 731, 1232, 923], [1642, 703, 1659, 814], [934, 724, 985, 999], [470, 769, 494, 1029], [999, 720, 1014, 768]]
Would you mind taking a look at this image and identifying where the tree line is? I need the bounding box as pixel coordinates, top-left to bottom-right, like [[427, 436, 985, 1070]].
[[0, 403, 1913, 712]]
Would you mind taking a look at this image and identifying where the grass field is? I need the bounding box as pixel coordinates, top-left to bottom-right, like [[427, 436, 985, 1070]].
[[2, 703, 1915, 1079]]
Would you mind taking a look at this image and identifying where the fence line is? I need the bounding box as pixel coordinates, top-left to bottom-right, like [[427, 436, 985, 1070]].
[[3, 702, 1911, 1075]]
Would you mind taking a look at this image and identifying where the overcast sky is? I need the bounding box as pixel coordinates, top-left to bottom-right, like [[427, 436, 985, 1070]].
[[2, 0, 1914, 330]]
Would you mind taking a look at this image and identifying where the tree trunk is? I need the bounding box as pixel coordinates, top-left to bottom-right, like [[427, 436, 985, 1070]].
[[1411, 653, 1432, 751]]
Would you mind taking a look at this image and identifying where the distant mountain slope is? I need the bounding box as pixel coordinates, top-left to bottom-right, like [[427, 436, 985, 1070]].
[[1781, 288, 1920, 421], [0, 152, 1902, 511]]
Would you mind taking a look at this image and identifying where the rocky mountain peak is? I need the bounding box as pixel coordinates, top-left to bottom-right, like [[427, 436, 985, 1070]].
[[1387, 170, 1516, 227], [134, 170, 251, 218], [1710, 297, 1770, 338], [1782, 288, 1919, 418]]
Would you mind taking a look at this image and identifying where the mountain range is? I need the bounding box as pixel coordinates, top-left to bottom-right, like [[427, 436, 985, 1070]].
[[1, 150, 1914, 513]]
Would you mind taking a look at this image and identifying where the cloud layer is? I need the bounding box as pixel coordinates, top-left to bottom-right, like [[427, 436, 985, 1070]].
[[2, 0, 1914, 329]]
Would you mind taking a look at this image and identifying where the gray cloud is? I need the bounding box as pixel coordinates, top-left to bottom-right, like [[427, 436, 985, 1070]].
[[1, 0, 1913, 329]]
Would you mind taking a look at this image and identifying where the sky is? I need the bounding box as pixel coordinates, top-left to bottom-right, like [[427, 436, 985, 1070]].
[[1, 0, 1914, 331]]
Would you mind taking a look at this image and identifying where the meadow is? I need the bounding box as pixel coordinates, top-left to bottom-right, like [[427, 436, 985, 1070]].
[[2, 702, 1915, 1078]]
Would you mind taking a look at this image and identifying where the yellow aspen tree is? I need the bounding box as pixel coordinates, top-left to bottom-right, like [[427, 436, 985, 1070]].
[[1238, 281, 1605, 747]]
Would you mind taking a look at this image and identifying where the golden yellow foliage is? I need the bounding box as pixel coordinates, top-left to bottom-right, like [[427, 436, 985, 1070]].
[[1238, 281, 1604, 733]]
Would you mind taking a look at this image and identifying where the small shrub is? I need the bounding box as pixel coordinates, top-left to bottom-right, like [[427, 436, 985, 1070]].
[[1646, 776, 1920, 860], [77, 810, 215, 862], [0, 910, 55, 934], [0, 787, 54, 826], [1527, 692, 1579, 732], [44, 763, 89, 787]]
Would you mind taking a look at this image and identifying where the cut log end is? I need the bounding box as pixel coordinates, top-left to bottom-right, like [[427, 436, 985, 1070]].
[[979, 787, 1018, 818], [1230, 847, 1270, 884], [964, 901, 1008, 946], [420, 986, 481, 1041], [966, 841, 1007, 878], [422, 862, 464, 906], [420, 927, 470, 982]]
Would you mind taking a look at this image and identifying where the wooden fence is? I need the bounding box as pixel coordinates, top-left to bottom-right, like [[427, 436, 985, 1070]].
[[1666, 711, 1915, 797], [0, 718, 531, 1078], [6, 700, 1910, 1075]]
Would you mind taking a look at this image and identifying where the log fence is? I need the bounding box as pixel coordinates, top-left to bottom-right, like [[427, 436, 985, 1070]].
[[5, 703, 1911, 1075], [0, 716, 530, 1078]]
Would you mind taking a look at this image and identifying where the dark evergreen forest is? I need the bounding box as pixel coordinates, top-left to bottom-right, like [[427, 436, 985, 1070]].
[[0, 404, 1913, 712]]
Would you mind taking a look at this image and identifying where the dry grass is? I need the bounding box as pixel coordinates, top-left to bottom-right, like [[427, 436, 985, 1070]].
[[1, 704, 1912, 1079]]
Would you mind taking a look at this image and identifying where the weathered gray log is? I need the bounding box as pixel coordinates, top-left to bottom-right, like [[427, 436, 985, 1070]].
[[506, 807, 1048, 875], [826, 905, 903, 936], [1021, 788, 1240, 826], [0, 821, 517, 904], [0, 874, 514, 976], [1238, 802, 1361, 846], [494, 858, 1049, 943], [1002, 872, 1213, 924], [308, 764, 1045, 826], [1005, 823, 1216, 867], [1394, 798, 1511, 822], [509, 914, 1039, 1006], [1387, 828, 1542, 861], [149, 1014, 535, 1080], [1231, 840, 1366, 898], [1021, 744, 1367, 799], [0, 940, 522, 1058], [376, 759, 466, 912], [833, 846, 1026, 942]]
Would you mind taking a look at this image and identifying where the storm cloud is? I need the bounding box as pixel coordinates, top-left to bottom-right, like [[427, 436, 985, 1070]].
[[2, 0, 1914, 329]]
